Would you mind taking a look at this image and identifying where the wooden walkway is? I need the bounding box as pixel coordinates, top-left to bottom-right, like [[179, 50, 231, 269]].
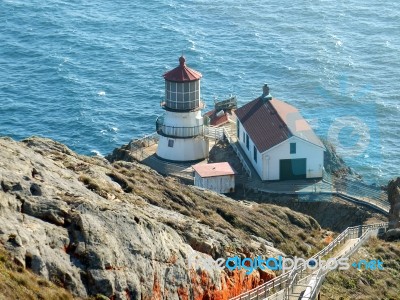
[[230, 223, 388, 300]]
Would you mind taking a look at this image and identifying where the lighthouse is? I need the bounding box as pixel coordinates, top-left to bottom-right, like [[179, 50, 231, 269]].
[[156, 56, 209, 162]]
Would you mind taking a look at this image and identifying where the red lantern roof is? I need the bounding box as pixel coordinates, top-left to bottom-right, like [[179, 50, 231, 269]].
[[163, 56, 202, 82]]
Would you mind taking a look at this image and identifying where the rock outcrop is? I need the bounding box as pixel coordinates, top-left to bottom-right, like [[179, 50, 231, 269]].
[[0, 137, 322, 299], [384, 177, 400, 241], [322, 139, 363, 181], [387, 177, 400, 229]]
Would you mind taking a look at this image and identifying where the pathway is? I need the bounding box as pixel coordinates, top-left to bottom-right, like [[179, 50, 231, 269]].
[[230, 222, 389, 300]]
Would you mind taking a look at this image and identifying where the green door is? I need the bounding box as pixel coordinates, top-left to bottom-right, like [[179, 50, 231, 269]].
[[279, 158, 307, 180]]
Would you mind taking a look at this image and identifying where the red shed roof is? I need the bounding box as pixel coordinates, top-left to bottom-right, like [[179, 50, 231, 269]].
[[163, 56, 202, 82], [203, 109, 230, 126], [235, 97, 324, 153], [192, 162, 235, 178]]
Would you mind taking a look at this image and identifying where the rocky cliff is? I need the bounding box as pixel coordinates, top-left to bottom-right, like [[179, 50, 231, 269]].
[[388, 177, 400, 229], [0, 137, 325, 300], [384, 177, 400, 241]]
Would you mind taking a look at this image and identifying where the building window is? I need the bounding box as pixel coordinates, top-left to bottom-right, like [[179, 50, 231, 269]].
[[237, 121, 240, 138], [243, 132, 245, 143], [290, 142, 296, 154], [246, 134, 249, 150], [168, 139, 174, 147], [253, 146, 257, 162]]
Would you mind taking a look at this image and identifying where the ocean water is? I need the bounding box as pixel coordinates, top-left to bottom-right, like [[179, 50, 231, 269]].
[[0, 0, 399, 184]]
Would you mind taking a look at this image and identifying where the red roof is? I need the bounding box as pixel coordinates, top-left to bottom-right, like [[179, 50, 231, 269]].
[[192, 162, 235, 178], [163, 56, 202, 82], [235, 97, 324, 153], [204, 109, 229, 126]]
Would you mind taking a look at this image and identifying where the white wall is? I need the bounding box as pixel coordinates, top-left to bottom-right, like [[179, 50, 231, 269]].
[[237, 121, 264, 179], [157, 110, 207, 161], [236, 121, 324, 181], [163, 110, 203, 127], [157, 136, 209, 161], [263, 136, 324, 180], [194, 173, 235, 193]]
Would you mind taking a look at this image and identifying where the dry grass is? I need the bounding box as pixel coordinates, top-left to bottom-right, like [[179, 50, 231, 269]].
[[0, 245, 75, 300], [321, 237, 400, 300], [101, 162, 326, 258]]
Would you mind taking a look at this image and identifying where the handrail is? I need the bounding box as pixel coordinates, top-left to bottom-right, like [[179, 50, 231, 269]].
[[160, 99, 206, 112], [230, 222, 388, 300], [304, 224, 387, 300], [205, 126, 225, 140], [223, 128, 252, 178], [320, 170, 390, 215], [156, 116, 205, 138], [323, 171, 388, 203], [128, 132, 193, 180], [215, 96, 237, 111], [129, 132, 159, 152]]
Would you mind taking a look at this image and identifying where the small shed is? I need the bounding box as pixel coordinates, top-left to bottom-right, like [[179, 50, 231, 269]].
[[192, 162, 235, 194]]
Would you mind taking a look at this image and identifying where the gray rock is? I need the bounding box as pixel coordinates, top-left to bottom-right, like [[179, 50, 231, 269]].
[[0, 137, 283, 299], [388, 177, 400, 229], [384, 228, 400, 241]]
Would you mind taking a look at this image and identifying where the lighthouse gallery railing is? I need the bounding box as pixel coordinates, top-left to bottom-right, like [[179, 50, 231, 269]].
[[156, 116, 205, 138]]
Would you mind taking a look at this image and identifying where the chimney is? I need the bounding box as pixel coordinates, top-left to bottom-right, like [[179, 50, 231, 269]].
[[261, 83, 272, 102]]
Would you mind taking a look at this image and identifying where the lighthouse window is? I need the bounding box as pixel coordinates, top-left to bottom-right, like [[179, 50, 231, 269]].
[[177, 92, 184, 102], [253, 146, 257, 162], [170, 92, 177, 102], [168, 139, 174, 147], [184, 83, 190, 93], [246, 134, 249, 150], [170, 82, 177, 92], [177, 83, 183, 93]]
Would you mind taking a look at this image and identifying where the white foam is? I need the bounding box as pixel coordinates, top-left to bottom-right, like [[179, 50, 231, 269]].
[[90, 150, 103, 157]]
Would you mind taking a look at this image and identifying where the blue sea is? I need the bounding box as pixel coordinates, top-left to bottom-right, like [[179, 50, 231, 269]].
[[0, 0, 399, 184]]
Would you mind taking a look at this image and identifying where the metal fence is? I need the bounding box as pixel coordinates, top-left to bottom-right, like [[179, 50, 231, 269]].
[[156, 116, 205, 138], [129, 132, 193, 181], [230, 222, 388, 300], [205, 126, 225, 140], [129, 132, 159, 154], [321, 171, 390, 214], [224, 128, 252, 178], [301, 223, 388, 300], [215, 96, 237, 111]]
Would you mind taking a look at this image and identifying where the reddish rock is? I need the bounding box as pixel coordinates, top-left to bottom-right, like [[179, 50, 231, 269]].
[[152, 274, 161, 300], [177, 286, 189, 300], [186, 267, 276, 300]]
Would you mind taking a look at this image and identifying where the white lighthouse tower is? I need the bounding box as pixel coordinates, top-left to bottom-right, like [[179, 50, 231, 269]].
[[156, 56, 209, 162]]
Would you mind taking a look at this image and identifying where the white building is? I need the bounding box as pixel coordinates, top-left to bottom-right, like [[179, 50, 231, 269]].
[[192, 162, 236, 193], [235, 84, 325, 181], [156, 56, 209, 162]]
